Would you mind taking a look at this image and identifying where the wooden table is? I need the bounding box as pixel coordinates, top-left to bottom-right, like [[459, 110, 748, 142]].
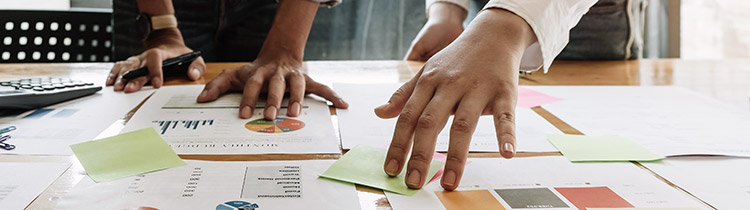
[[2, 59, 750, 210]]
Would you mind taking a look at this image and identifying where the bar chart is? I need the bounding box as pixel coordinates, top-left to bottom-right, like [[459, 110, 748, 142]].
[[152, 120, 214, 135]]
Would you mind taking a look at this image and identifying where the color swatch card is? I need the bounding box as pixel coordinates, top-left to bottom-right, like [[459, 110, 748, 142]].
[[546, 134, 665, 162], [333, 83, 562, 152], [0, 162, 70, 210], [320, 145, 444, 196], [71, 127, 186, 182], [0, 86, 154, 155], [56, 160, 360, 210], [121, 85, 340, 155], [536, 86, 750, 157], [641, 156, 750, 210], [386, 157, 708, 210]]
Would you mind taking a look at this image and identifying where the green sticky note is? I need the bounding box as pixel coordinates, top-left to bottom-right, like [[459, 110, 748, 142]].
[[71, 128, 186, 182], [319, 145, 444, 196], [546, 134, 665, 162]]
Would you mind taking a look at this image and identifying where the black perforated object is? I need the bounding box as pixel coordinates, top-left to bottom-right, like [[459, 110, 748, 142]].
[[0, 8, 113, 63]]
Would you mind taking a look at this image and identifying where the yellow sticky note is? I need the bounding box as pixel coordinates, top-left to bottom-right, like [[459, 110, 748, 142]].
[[546, 134, 665, 162], [71, 128, 186, 182]]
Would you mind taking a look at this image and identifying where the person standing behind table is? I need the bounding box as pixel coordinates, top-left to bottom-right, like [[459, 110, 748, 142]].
[[107, 0, 349, 120], [374, 0, 599, 191]]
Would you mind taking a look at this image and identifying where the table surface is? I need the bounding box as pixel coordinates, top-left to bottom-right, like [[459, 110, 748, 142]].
[[2, 59, 750, 210]]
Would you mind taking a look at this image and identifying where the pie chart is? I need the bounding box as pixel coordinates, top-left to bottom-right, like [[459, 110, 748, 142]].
[[245, 118, 305, 133]]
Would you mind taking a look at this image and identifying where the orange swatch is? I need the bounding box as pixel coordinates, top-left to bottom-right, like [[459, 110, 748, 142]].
[[435, 190, 507, 210]]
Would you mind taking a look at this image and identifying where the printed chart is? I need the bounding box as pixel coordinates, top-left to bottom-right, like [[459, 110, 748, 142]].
[[244, 118, 305, 133]]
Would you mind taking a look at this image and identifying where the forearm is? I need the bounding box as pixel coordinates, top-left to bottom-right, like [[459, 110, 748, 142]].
[[427, 2, 467, 24], [137, 0, 183, 48], [258, 0, 320, 62]]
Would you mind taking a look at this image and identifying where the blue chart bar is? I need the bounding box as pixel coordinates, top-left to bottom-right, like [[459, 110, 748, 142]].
[[152, 120, 214, 135]]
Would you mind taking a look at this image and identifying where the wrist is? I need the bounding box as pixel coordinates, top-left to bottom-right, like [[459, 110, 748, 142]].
[[143, 27, 184, 49], [427, 2, 467, 25], [463, 8, 535, 54]]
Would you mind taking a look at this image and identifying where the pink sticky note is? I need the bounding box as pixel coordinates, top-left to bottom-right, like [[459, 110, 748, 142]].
[[517, 86, 563, 108]]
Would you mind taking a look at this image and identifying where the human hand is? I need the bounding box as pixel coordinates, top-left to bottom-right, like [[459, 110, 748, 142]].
[[196, 55, 348, 120], [106, 28, 205, 93], [377, 9, 536, 191], [405, 2, 466, 61]]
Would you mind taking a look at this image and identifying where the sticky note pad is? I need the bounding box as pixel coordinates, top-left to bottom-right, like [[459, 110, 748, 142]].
[[545, 134, 665, 162], [517, 87, 563, 108], [71, 127, 186, 182], [320, 145, 444, 196]]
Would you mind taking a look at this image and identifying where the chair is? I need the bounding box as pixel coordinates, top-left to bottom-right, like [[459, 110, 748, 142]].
[[0, 8, 113, 63]]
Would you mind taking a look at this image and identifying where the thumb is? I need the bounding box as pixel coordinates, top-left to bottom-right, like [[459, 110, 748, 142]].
[[187, 56, 206, 81], [374, 70, 421, 118]]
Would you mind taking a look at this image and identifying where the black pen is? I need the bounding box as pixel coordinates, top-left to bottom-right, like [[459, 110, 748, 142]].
[[121, 51, 202, 80]]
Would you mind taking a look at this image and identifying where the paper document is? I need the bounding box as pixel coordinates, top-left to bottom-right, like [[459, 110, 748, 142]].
[[0, 87, 154, 155], [71, 128, 186, 182], [319, 145, 444, 195], [56, 160, 360, 210], [386, 156, 708, 210], [641, 157, 750, 210], [546, 134, 664, 162], [536, 86, 750, 157], [121, 85, 340, 154], [0, 162, 70, 210], [333, 83, 561, 152]]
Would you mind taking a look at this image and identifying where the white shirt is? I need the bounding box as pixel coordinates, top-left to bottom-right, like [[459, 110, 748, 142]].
[[425, 0, 598, 72]]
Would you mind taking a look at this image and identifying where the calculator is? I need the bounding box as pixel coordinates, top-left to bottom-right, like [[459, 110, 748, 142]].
[[0, 77, 102, 110]]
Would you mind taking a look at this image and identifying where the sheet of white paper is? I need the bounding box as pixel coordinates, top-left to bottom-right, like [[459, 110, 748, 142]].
[[0, 86, 154, 155], [536, 86, 750, 157], [334, 83, 560, 152], [641, 157, 750, 210], [121, 85, 340, 154], [56, 160, 360, 210], [0, 162, 70, 210], [386, 156, 708, 210]]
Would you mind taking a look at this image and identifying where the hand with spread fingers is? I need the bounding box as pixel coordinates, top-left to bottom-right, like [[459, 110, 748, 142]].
[[376, 9, 537, 191], [195, 0, 348, 119], [106, 28, 205, 93], [195, 56, 348, 120]]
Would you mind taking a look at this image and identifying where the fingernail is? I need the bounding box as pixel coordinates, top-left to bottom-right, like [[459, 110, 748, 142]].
[[503, 142, 515, 156], [442, 170, 456, 188], [240, 106, 252, 119], [406, 169, 422, 188], [191, 68, 201, 79], [289, 102, 302, 116], [266, 106, 278, 119], [385, 159, 399, 176]]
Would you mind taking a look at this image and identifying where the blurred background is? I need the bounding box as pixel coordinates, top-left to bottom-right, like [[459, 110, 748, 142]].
[[0, 0, 748, 63]]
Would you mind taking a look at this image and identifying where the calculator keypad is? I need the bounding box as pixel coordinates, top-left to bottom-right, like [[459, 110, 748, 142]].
[[0, 77, 94, 92]]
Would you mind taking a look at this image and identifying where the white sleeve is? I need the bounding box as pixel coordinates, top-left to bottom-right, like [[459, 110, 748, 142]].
[[425, 0, 470, 18], [483, 0, 597, 72]]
